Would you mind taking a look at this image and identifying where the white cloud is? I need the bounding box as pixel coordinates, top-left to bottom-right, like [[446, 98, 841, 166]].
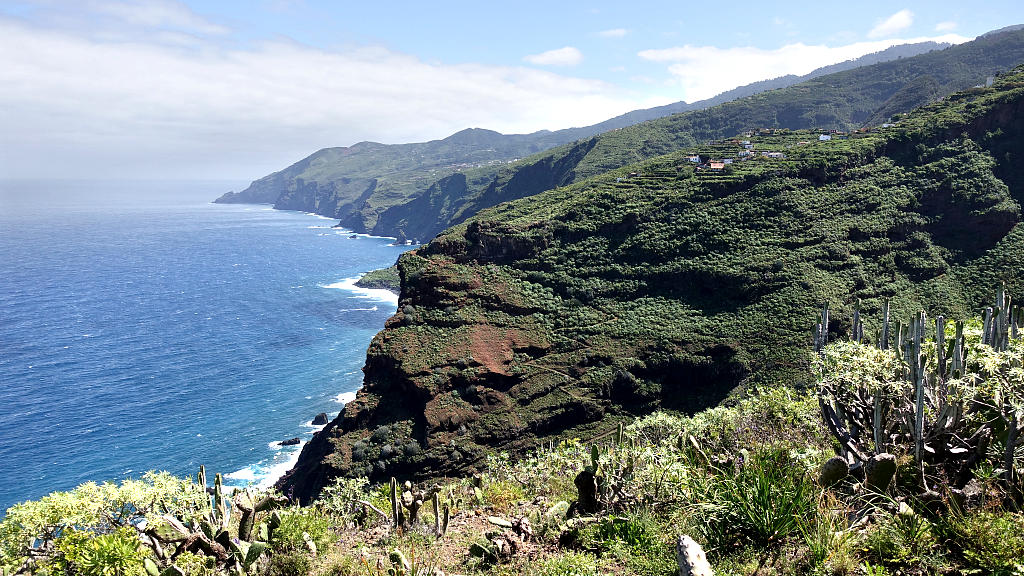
[[935, 21, 958, 32], [598, 28, 628, 38], [89, 0, 228, 35], [638, 34, 969, 102], [523, 46, 583, 67], [869, 9, 914, 39], [0, 19, 660, 179]]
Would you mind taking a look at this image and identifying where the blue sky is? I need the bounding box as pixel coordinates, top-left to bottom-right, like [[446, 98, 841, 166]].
[[1, 0, 1023, 180]]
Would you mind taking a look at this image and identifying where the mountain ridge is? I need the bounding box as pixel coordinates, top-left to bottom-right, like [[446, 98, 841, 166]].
[[367, 29, 1024, 242], [216, 40, 954, 238]]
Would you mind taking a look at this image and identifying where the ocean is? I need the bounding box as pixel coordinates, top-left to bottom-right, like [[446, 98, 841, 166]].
[[0, 180, 411, 513]]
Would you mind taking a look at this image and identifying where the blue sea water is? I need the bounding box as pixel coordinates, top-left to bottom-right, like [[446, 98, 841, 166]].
[[0, 180, 411, 513]]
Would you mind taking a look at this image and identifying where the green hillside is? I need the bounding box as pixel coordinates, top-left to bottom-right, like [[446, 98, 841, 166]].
[[277, 66, 1024, 504], [373, 29, 1024, 242], [214, 41, 957, 238], [213, 128, 569, 229]]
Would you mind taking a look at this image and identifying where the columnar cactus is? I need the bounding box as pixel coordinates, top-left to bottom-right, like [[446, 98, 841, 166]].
[[816, 288, 1023, 494]]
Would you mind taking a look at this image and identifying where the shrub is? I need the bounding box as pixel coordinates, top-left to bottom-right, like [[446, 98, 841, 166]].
[[797, 492, 854, 572], [531, 550, 601, 576], [481, 478, 524, 514], [587, 514, 663, 552], [171, 552, 215, 576], [270, 508, 333, 556], [0, 472, 206, 572], [317, 477, 387, 528], [699, 447, 817, 550], [55, 526, 147, 576], [580, 514, 675, 576], [937, 510, 1024, 574], [370, 426, 390, 443], [861, 503, 935, 567], [484, 443, 589, 505], [263, 552, 312, 576]]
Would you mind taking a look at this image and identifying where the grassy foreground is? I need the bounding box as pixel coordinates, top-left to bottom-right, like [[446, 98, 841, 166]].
[[3, 303, 1023, 576]]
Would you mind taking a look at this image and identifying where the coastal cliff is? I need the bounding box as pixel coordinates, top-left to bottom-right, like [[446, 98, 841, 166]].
[[278, 69, 1024, 503]]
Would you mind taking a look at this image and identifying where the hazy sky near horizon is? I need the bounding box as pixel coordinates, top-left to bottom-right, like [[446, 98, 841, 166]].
[[1, 1, 1023, 181]]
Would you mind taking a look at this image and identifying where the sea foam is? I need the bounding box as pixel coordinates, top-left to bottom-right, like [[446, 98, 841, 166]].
[[321, 276, 398, 306], [335, 391, 358, 404], [226, 438, 306, 489]]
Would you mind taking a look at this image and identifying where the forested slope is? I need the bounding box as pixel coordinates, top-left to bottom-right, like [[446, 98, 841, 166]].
[[280, 66, 1024, 503]]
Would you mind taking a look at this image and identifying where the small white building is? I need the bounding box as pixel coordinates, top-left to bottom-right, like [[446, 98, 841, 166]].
[[819, 134, 831, 141]]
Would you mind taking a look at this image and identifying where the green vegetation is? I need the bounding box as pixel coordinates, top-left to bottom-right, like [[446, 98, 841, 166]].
[[371, 28, 1024, 241], [15, 27, 1024, 576], [6, 316, 1020, 574], [219, 32, 1024, 242], [354, 266, 401, 294], [284, 67, 1024, 503]]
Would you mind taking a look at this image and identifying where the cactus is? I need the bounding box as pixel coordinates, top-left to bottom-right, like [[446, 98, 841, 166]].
[[213, 473, 229, 529], [851, 299, 864, 344], [587, 444, 600, 475], [864, 453, 898, 493], [432, 493, 441, 536], [878, 299, 891, 350], [951, 320, 965, 378], [819, 456, 849, 488], [140, 468, 284, 575], [267, 510, 282, 542], [389, 549, 411, 573], [390, 477, 400, 528], [814, 302, 830, 352], [197, 465, 207, 494], [227, 540, 267, 575], [1006, 412, 1020, 491], [428, 491, 450, 538], [816, 288, 1024, 496], [983, 306, 993, 346], [676, 535, 713, 576], [235, 489, 286, 542], [911, 312, 926, 478]]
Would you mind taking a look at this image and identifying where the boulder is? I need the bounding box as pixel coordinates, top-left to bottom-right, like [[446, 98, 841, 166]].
[[312, 412, 329, 425], [279, 437, 301, 446]]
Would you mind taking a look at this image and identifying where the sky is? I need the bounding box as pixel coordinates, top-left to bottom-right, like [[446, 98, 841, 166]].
[[1, 1, 1023, 181]]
